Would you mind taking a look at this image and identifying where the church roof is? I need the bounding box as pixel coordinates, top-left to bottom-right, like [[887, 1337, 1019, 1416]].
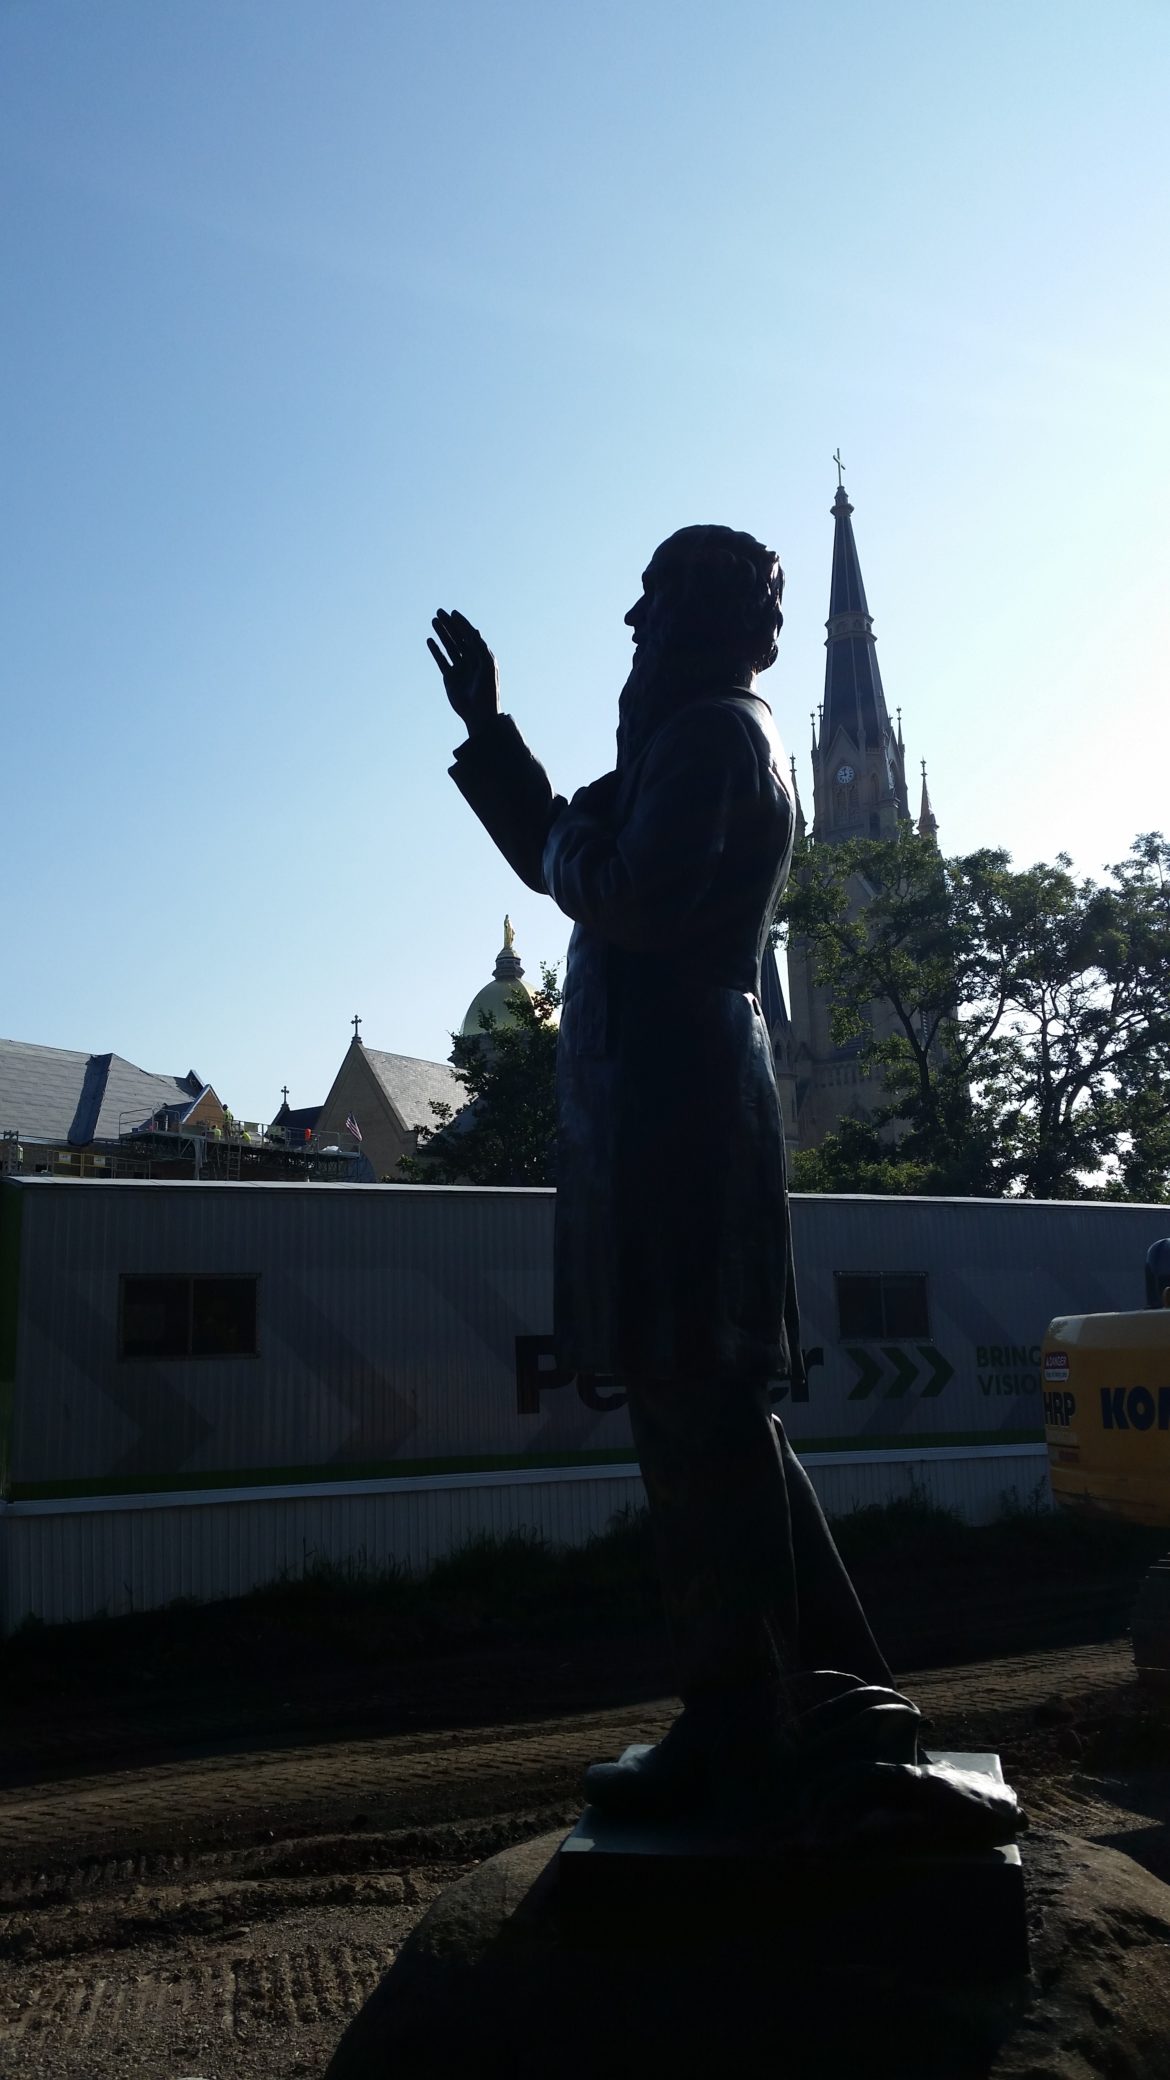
[[363, 1049, 466, 1135], [0, 1039, 211, 1147], [270, 1101, 322, 1142], [821, 483, 894, 753]]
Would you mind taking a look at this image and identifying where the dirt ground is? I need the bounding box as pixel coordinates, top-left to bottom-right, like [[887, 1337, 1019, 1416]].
[[3, 1635, 1169, 2079]]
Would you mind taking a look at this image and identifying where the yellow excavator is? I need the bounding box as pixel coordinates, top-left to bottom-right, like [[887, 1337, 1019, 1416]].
[[1043, 1239, 1170, 1690]]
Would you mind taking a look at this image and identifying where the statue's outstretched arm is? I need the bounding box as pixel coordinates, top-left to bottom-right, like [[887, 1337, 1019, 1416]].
[[450, 713, 566, 894], [429, 607, 560, 892]]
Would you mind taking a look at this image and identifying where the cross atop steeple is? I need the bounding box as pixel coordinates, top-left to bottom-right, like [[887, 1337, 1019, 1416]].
[[833, 446, 845, 488]]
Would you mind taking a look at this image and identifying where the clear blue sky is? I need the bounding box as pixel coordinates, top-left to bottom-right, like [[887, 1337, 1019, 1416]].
[[3, 1, 1167, 1119]]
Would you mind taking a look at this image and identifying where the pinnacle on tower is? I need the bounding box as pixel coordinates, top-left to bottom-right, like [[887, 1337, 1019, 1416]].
[[918, 761, 938, 840], [789, 754, 806, 839]]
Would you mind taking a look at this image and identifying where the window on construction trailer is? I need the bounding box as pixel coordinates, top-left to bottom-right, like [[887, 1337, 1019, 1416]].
[[835, 1272, 930, 1340], [119, 1274, 259, 1358]]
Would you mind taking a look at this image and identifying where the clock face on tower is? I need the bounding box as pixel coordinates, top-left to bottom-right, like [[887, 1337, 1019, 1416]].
[[835, 763, 856, 785]]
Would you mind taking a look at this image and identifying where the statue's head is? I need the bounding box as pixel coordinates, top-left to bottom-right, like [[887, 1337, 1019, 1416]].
[[625, 525, 784, 679]]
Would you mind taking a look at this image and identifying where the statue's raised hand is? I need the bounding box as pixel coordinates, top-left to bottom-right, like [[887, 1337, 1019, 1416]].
[[428, 609, 500, 738]]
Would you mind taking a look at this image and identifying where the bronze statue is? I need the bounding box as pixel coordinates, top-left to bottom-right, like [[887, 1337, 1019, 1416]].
[[429, 530, 1016, 1843]]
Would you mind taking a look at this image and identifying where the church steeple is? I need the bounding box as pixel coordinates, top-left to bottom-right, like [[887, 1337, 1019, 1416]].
[[786, 466, 944, 1161], [821, 481, 893, 754], [812, 469, 910, 837]]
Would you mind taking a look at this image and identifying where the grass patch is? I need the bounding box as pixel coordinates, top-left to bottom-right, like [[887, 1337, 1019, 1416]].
[[830, 1486, 970, 1568], [1, 1496, 1165, 1693]]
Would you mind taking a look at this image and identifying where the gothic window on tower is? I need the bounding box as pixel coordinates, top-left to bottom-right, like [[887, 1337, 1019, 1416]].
[[835, 1272, 930, 1341]]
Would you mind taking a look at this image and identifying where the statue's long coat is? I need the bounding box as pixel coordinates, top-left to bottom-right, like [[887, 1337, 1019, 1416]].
[[450, 687, 799, 1383]]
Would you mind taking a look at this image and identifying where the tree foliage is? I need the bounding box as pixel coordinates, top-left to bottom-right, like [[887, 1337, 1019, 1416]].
[[398, 965, 561, 1186], [777, 828, 1170, 1201]]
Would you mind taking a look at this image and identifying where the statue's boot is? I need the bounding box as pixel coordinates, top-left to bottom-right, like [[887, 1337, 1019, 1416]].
[[797, 1682, 922, 1769], [582, 1672, 923, 1824], [704, 1682, 921, 1831], [583, 1677, 798, 1823], [795, 1757, 1021, 1856], [582, 1705, 713, 1821], [774, 1680, 1024, 1857], [689, 1686, 925, 1844]]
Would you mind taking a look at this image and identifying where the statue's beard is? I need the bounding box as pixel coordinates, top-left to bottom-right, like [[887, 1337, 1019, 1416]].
[[616, 632, 755, 766], [615, 643, 665, 767]]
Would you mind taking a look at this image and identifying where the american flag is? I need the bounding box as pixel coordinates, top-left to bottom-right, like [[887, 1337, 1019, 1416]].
[[345, 1113, 363, 1143]]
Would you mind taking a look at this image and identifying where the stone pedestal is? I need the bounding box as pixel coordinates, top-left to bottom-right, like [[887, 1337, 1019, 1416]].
[[560, 1747, 1027, 1982], [325, 1813, 1170, 2080]]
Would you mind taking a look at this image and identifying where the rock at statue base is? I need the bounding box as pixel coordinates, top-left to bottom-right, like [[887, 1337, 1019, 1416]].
[[324, 1824, 1170, 2080]]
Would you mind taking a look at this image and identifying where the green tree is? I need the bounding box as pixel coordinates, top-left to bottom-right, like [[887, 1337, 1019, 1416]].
[[398, 964, 561, 1186], [786, 1114, 935, 1196], [777, 829, 1170, 1200]]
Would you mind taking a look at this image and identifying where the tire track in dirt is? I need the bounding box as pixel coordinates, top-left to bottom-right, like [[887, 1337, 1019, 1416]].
[[0, 1640, 1140, 2078], [0, 1641, 1132, 1884], [914, 1639, 1131, 1716], [0, 1703, 671, 1881], [0, 1935, 402, 2076]]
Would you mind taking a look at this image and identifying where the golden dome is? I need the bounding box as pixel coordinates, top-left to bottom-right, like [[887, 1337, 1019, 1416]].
[[459, 917, 535, 1040]]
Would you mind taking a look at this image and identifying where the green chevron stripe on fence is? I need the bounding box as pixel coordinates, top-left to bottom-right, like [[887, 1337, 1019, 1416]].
[[845, 1344, 956, 1401]]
